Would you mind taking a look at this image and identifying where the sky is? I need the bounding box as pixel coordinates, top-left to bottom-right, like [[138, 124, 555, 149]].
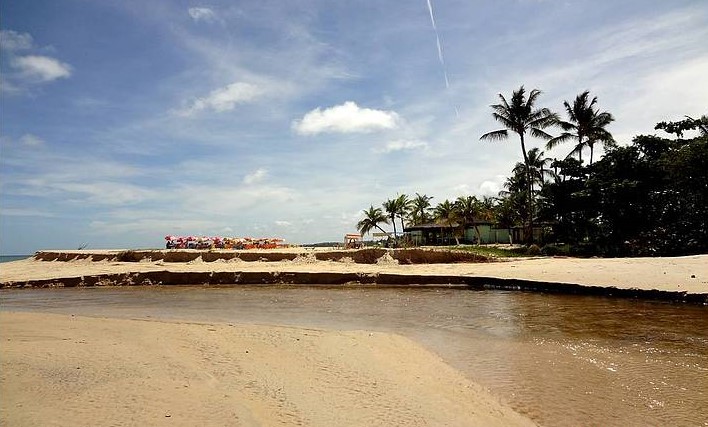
[[1, 0, 707, 253]]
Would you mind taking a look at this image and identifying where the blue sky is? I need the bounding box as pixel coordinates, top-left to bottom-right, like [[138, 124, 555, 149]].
[[1, 0, 707, 253]]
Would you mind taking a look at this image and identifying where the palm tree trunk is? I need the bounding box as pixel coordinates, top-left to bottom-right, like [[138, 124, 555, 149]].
[[391, 215, 397, 241], [589, 143, 594, 165], [520, 134, 534, 244]]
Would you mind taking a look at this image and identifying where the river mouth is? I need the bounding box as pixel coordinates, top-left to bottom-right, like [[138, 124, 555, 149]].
[[2, 286, 707, 426]]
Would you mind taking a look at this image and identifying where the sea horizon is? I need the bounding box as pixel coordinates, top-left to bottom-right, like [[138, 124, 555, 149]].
[[0, 255, 32, 263]]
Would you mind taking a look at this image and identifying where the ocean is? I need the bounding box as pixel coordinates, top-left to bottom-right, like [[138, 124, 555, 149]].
[[0, 255, 32, 263]]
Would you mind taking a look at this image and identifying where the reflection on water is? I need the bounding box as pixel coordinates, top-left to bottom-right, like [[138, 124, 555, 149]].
[[2, 286, 707, 426]]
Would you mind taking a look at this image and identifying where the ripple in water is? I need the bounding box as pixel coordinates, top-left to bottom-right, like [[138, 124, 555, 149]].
[[2, 286, 707, 426]]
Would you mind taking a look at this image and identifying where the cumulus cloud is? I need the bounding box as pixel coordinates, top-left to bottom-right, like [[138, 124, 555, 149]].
[[1, 30, 73, 89], [177, 82, 262, 116], [12, 55, 72, 82], [188, 7, 217, 22], [292, 101, 400, 135], [479, 176, 507, 196], [374, 139, 428, 154], [243, 168, 268, 184], [0, 30, 33, 51]]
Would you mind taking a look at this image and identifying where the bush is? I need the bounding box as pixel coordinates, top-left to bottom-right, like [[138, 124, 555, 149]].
[[116, 250, 142, 262], [527, 244, 541, 256], [541, 244, 570, 256]]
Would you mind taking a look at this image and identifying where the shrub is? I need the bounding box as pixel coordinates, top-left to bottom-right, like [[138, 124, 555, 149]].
[[527, 244, 542, 256]]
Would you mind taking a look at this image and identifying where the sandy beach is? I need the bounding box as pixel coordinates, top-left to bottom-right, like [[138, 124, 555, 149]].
[[2, 249, 707, 425], [1, 249, 706, 296], [0, 311, 534, 426]]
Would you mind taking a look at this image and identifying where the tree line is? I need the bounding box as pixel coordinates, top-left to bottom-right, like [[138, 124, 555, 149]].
[[357, 85, 707, 256]]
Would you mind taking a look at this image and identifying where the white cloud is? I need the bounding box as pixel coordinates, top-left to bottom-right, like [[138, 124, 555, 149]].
[[177, 82, 262, 116], [243, 168, 268, 184], [0, 30, 33, 51], [452, 184, 473, 196], [12, 55, 72, 82], [478, 176, 507, 197], [293, 101, 400, 135], [0, 207, 55, 218], [54, 182, 156, 206], [188, 7, 217, 22], [374, 139, 428, 154], [19, 134, 45, 147], [275, 220, 292, 227]]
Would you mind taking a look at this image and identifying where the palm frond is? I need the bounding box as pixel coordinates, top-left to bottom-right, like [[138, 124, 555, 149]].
[[480, 129, 508, 141], [530, 127, 553, 140], [546, 132, 574, 149]]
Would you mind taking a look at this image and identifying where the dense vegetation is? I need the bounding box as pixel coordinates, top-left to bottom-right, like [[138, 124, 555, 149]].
[[538, 117, 708, 256], [356, 86, 707, 257]]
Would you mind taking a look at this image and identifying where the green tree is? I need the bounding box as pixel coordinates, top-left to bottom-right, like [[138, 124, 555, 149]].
[[454, 195, 480, 243], [394, 193, 412, 233], [434, 199, 459, 245], [480, 86, 557, 243], [409, 193, 434, 225], [382, 195, 409, 241], [655, 115, 708, 137], [356, 206, 390, 237], [546, 90, 615, 165], [513, 148, 553, 197]]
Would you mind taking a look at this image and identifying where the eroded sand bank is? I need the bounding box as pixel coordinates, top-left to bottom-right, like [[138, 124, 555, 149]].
[[1, 249, 706, 299], [0, 312, 535, 427]]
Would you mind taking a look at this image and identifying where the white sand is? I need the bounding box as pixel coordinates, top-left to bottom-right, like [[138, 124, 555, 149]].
[[2, 252, 707, 294], [0, 312, 535, 427]]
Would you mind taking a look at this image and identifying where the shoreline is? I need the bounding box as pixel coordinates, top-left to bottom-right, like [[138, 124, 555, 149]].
[[0, 311, 536, 426], [1, 248, 707, 303]]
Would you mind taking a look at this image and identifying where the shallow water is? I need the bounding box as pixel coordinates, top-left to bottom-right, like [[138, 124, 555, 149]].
[[2, 286, 707, 426]]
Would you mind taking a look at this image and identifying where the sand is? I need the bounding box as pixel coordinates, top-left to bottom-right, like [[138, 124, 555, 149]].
[[0, 312, 535, 427], [2, 250, 706, 425], [1, 250, 707, 294]]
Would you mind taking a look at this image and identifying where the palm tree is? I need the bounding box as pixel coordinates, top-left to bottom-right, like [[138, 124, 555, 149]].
[[454, 195, 480, 244], [481, 86, 557, 243], [409, 193, 434, 225], [546, 90, 614, 165], [383, 195, 410, 240], [434, 199, 459, 245], [393, 194, 412, 233], [516, 148, 554, 195], [357, 206, 390, 237]]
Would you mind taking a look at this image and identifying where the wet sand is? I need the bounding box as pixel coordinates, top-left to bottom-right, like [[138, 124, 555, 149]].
[[2, 250, 706, 426], [0, 311, 534, 427]]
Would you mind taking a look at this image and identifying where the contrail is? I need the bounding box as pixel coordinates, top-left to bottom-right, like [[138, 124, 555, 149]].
[[426, 0, 449, 88]]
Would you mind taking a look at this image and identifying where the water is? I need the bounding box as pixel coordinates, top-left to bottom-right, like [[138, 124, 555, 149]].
[[0, 255, 31, 263], [2, 286, 707, 426]]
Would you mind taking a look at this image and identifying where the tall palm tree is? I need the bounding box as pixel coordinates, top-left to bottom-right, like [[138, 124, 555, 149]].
[[383, 194, 411, 240], [515, 148, 553, 196], [393, 193, 412, 233], [382, 198, 397, 238], [410, 193, 434, 225], [434, 199, 459, 245], [455, 195, 480, 244], [357, 206, 390, 237], [546, 90, 614, 165], [481, 86, 557, 243]]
